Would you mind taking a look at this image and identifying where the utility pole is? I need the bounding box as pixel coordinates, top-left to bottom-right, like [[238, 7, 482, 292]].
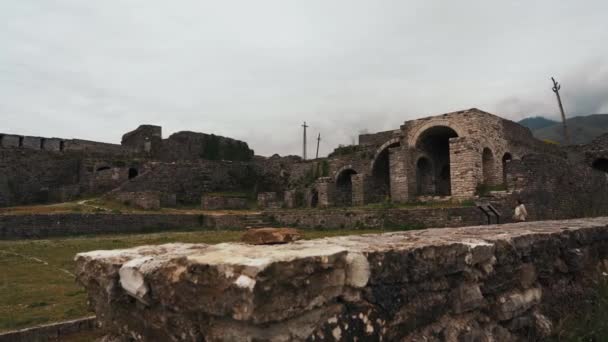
[[302, 121, 308, 160], [551, 77, 570, 144], [316, 133, 321, 159]]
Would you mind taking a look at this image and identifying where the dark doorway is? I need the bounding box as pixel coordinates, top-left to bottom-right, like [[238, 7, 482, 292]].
[[592, 158, 608, 173], [502, 152, 512, 184], [416, 157, 433, 195], [415, 126, 458, 196], [128, 168, 139, 179], [371, 141, 400, 201], [336, 169, 357, 206], [310, 189, 319, 208], [482, 148, 495, 185]]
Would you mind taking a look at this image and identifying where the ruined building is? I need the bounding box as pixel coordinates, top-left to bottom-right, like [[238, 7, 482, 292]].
[[1, 108, 607, 214]]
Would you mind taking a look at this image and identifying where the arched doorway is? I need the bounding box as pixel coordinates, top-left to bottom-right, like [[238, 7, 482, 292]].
[[502, 152, 512, 184], [310, 189, 319, 208], [336, 169, 357, 206], [592, 158, 608, 173], [482, 148, 495, 185], [415, 126, 458, 196], [371, 139, 400, 201], [416, 157, 433, 195], [128, 168, 139, 179]]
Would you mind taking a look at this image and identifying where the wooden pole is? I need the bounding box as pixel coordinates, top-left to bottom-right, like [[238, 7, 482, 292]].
[[302, 122, 308, 160], [316, 133, 321, 159], [551, 77, 570, 144]]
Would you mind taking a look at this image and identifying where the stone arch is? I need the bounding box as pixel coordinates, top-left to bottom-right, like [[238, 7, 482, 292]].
[[335, 167, 358, 206], [408, 120, 464, 147], [414, 125, 458, 196], [502, 152, 512, 184], [416, 157, 434, 195], [128, 168, 139, 179], [370, 138, 401, 170], [370, 138, 401, 201], [334, 165, 359, 181], [592, 158, 608, 173], [482, 148, 496, 185]]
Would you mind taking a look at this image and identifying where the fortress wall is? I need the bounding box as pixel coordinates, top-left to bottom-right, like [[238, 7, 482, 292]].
[[113, 160, 255, 204], [75, 217, 608, 341], [0, 213, 206, 239], [0, 149, 82, 207], [506, 153, 608, 220]]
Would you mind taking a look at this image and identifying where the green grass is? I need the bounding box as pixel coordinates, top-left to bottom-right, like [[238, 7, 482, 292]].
[[0, 228, 387, 332]]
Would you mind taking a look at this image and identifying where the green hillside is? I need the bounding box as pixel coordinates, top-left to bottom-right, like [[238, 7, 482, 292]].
[[518, 114, 608, 145], [518, 116, 557, 130]]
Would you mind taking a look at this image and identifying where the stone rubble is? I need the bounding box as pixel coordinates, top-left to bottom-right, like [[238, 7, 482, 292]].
[[75, 217, 608, 341], [241, 228, 302, 245]]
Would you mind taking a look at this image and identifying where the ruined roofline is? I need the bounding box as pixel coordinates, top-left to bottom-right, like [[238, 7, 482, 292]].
[[403, 107, 520, 125]]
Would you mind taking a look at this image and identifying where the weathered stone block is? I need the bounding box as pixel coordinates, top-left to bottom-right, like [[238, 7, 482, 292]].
[[241, 228, 302, 245], [257, 192, 278, 208], [201, 195, 248, 210], [75, 218, 608, 341]]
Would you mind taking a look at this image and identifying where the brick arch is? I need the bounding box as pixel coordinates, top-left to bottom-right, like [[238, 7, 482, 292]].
[[408, 120, 465, 147], [333, 165, 359, 181], [370, 138, 401, 171]]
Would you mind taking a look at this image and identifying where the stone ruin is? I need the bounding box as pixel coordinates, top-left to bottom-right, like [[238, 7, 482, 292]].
[[1, 108, 608, 214], [75, 217, 608, 341]]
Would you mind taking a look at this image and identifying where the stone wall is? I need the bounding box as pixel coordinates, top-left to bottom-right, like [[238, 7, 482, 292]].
[[0, 316, 96, 342], [157, 131, 253, 162], [121, 125, 162, 155], [112, 191, 163, 210], [114, 160, 256, 205], [358, 129, 401, 146], [0, 149, 82, 207], [0, 213, 206, 239], [201, 195, 248, 210], [75, 217, 608, 341], [266, 206, 488, 229], [506, 153, 608, 220]]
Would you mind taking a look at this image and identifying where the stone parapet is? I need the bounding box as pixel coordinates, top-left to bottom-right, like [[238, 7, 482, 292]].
[[76, 217, 608, 341]]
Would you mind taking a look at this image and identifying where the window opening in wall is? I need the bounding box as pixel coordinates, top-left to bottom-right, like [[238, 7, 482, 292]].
[[128, 168, 139, 179]]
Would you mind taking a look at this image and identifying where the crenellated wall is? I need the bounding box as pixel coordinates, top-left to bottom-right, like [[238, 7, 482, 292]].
[[75, 217, 608, 341]]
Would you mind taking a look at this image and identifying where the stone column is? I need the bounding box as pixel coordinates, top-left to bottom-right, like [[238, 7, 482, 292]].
[[351, 174, 365, 206], [315, 177, 336, 208], [449, 137, 481, 199], [284, 190, 297, 208], [389, 147, 408, 202]]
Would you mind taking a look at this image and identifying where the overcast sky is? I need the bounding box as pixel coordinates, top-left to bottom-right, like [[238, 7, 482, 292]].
[[1, 1, 607, 156]]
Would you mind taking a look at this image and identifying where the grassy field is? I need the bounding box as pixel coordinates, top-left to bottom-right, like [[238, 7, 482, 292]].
[[0, 228, 387, 332]]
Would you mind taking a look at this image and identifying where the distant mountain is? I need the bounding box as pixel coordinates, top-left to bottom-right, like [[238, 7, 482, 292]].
[[518, 114, 608, 145], [518, 117, 558, 131]]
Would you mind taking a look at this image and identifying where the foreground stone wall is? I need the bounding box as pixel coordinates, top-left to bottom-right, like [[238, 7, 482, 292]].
[[75, 217, 608, 341]]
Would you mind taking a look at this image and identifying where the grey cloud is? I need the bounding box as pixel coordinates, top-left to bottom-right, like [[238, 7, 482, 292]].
[[1, 1, 608, 156]]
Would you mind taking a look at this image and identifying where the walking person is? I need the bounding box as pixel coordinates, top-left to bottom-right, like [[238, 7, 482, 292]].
[[513, 199, 528, 222]]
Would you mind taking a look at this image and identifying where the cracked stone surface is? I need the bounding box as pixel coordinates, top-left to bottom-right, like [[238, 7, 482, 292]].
[[75, 217, 608, 341]]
